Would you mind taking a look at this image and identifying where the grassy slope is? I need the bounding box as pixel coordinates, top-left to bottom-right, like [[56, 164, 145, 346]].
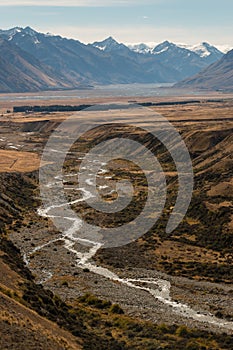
[[92, 106, 233, 284]]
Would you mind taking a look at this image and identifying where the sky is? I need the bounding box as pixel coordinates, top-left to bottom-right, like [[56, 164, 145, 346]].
[[0, 0, 232, 49]]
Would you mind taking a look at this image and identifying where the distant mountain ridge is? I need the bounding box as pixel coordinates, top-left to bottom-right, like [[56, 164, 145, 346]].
[[0, 26, 231, 92], [128, 41, 226, 60], [177, 42, 224, 59], [93, 38, 224, 79], [175, 49, 233, 91]]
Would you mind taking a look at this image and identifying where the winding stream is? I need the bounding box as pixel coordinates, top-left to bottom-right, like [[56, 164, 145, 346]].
[[23, 162, 233, 332]]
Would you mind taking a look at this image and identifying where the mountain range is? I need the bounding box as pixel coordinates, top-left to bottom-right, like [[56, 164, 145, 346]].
[[0, 26, 232, 93], [91, 38, 224, 80], [128, 41, 224, 63]]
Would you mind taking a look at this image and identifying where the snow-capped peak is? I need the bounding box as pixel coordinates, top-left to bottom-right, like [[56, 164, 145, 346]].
[[23, 27, 41, 44], [0, 26, 41, 44], [23, 26, 38, 36], [102, 36, 117, 43], [92, 36, 128, 52], [0, 26, 23, 40], [92, 36, 118, 48], [177, 42, 223, 58], [152, 41, 175, 54]]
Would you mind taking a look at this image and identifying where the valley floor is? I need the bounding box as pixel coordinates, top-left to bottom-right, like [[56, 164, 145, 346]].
[[0, 94, 233, 348]]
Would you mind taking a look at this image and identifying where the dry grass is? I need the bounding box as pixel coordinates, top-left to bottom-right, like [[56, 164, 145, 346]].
[[0, 150, 40, 172], [0, 292, 82, 350]]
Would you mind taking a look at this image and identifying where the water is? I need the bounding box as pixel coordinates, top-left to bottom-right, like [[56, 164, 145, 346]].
[[22, 159, 233, 331], [0, 83, 202, 101]]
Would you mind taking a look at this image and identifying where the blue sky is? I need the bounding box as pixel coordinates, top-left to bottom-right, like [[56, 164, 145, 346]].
[[0, 0, 232, 48]]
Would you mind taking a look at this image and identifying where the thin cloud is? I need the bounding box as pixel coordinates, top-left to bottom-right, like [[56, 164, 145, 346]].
[[0, 0, 159, 6], [39, 24, 233, 47], [41, 24, 174, 43]]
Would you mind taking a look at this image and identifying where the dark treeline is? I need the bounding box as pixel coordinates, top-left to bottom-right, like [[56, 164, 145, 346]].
[[13, 99, 226, 113], [139, 99, 225, 107], [13, 104, 92, 113]]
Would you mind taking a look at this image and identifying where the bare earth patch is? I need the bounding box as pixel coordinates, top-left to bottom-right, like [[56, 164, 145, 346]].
[[207, 180, 233, 197]]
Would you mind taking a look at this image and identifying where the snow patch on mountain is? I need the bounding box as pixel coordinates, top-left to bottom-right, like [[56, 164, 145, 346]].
[[176, 42, 223, 57], [153, 45, 170, 54], [127, 42, 156, 54], [92, 36, 127, 52], [94, 45, 106, 51], [0, 27, 22, 41], [0, 26, 42, 45]]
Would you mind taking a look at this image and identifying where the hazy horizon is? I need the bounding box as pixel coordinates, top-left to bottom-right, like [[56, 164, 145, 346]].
[[0, 0, 232, 48]]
